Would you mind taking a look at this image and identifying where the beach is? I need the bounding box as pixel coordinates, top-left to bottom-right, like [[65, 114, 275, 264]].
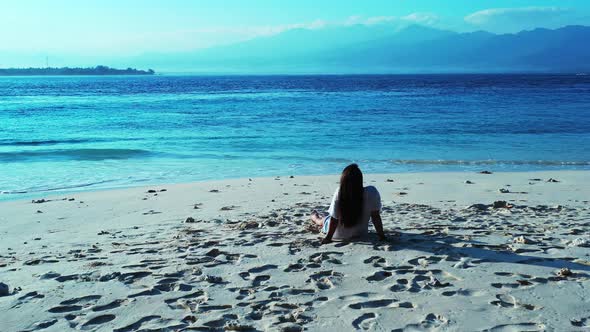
[[1, 170, 589, 331]]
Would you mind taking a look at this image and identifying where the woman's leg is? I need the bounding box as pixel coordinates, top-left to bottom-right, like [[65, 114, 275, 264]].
[[310, 210, 326, 227]]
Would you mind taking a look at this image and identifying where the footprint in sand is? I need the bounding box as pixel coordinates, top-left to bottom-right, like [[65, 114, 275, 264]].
[[266, 242, 286, 247], [422, 313, 449, 329], [352, 313, 377, 330], [308, 252, 344, 265], [491, 282, 521, 289], [452, 258, 476, 269], [91, 299, 130, 312], [366, 271, 392, 282], [408, 275, 427, 290], [112, 315, 164, 332], [201, 315, 245, 329], [390, 265, 416, 275], [129, 288, 161, 298], [349, 299, 398, 310], [302, 296, 329, 307], [344, 294, 414, 311], [572, 316, 590, 328], [48, 304, 83, 313], [197, 304, 233, 313], [142, 210, 162, 215], [396, 302, 416, 308], [165, 290, 208, 309], [31, 319, 58, 330], [248, 264, 278, 273], [492, 272, 542, 289], [119, 271, 152, 284], [363, 256, 387, 267], [307, 270, 343, 289], [286, 288, 316, 296], [81, 314, 116, 330], [390, 278, 409, 292], [204, 275, 225, 284], [392, 313, 449, 331], [155, 276, 180, 285], [246, 310, 263, 321], [407, 255, 443, 267], [231, 288, 255, 301], [11, 291, 45, 309], [54, 274, 83, 282], [252, 275, 271, 287], [338, 292, 375, 300], [153, 282, 192, 292], [482, 322, 545, 332], [441, 289, 484, 297], [60, 294, 102, 306], [315, 277, 334, 290], [490, 294, 541, 310], [284, 263, 305, 272]]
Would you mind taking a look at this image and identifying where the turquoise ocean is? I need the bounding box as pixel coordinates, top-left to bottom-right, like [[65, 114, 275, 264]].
[[1, 74, 589, 200]]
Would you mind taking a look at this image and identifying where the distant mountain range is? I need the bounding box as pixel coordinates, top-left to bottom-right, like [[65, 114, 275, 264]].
[[126, 24, 590, 73], [2, 25, 588, 74]]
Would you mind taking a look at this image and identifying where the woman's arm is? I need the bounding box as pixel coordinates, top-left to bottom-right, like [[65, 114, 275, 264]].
[[321, 217, 338, 245], [371, 211, 386, 241]]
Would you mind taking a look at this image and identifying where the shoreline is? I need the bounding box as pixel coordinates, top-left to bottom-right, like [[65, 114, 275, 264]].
[[1, 170, 589, 331], [2, 169, 589, 203]]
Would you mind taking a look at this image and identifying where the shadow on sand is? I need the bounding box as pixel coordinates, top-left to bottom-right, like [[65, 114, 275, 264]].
[[331, 230, 590, 274]]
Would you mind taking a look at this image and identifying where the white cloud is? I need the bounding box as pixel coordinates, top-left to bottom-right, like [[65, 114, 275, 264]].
[[345, 15, 364, 25], [192, 19, 327, 39], [0, 11, 442, 55], [200, 13, 439, 46], [402, 12, 439, 25], [363, 16, 396, 25], [120, 19, 329, 52], [465, 7, 567, 25], [344, 12, 439, 27], [463, 6, 589, 33]]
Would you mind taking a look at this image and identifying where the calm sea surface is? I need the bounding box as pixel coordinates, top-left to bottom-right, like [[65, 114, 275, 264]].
[[1, 74, 589, 200]]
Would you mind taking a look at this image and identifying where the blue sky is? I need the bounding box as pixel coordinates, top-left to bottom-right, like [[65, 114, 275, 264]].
[[1, 0, 590, 55]]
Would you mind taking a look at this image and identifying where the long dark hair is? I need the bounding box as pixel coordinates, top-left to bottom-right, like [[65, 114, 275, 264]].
[[338, 164, 364, 227]]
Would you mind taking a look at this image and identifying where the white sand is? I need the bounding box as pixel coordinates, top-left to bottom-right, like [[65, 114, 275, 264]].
[[1, 170, 589, 331]]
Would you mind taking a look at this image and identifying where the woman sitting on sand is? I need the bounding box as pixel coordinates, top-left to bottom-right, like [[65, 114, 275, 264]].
[[311, 164, 385, 244]]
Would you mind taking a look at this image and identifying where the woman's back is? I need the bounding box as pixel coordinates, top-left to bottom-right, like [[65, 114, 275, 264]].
[[327, 185, 381, 239]]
